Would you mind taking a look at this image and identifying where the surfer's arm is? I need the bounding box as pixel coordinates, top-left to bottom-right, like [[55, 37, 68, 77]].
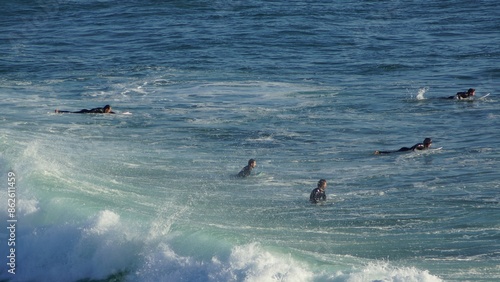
[[309, 189, 318, 203], [375, 150, 394, 154], [409, 143, 424, 151]]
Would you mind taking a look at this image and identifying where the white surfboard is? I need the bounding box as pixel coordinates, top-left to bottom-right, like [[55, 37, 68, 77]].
[[477, 93, 490, 100]]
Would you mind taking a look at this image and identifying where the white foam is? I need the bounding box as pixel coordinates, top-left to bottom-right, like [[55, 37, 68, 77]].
[[228, 243, 314, 282], [344, 261, 443, 282], [1, 209, 140, 282], [0, 200, 445, 282], [17, 198, 39, 216], [416, 87, 429, 100], [134, 242, 314, 282], [132, 242, 445, 282], [87, 210, 121, 235]]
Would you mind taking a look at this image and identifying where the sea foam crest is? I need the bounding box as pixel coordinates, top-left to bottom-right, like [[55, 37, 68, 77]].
[[1, 205, 444, 282], [344, 261, 443, 282], [0, 209, 139, 282], [134, 242, 314, 282]]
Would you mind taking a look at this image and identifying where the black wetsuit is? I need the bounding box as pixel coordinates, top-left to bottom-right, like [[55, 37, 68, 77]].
[[448, 92, 470, 100], [309, 188, 326, 204], [237, 165, 253, 177], [58, 107, 115, 114], [377, 143, 425, 154]]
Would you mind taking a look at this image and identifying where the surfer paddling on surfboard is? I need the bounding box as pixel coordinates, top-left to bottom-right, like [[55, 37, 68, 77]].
[[375, 138, 433, 155], [55, 105, 115, 114], [447, 88, 475, 100], [238, 159, 257, 177]]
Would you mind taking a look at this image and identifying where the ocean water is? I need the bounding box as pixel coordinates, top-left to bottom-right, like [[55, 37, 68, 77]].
[[1, 0, 499, 281]]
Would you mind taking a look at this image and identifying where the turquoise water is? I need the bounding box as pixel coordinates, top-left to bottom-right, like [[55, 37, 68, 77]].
[[1, 1, 499, 281]]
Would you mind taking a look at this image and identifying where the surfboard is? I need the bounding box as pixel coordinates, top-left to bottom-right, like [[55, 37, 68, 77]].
[[463, 93, 490, 101], [421, 147, 442, 153], [412, 147, 442, 154], [477, 93, 490, 100]]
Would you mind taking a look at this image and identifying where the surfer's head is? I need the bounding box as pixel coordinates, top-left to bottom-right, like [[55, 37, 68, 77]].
[[103, 105, 112, 113], [248, 159, 256, 168], [467, 88, 475, 96], [423, 138, 432, 148], [318, 179, 327, 190]]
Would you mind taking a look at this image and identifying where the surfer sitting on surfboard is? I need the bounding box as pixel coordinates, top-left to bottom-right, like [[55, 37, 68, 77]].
[[374, 138, 432, 155], [310, 179, 327, 204], [55, 105, 115, 114], [238, 159, 256, 177], [448, 88, 475, 100]]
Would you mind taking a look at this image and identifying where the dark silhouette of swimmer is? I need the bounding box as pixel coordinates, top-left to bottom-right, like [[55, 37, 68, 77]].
[[447, 88, 475, 100], [310, 179, 327, 204], [238, 159, 256, 177], [374, 138, 432, 155], [55, 105, 115, 114]]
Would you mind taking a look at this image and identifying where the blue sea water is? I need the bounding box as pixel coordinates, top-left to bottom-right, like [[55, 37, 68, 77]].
[[1, 0, 499, 281]]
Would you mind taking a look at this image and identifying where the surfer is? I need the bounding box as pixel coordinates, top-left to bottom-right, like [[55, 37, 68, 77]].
[[238, 159, 256, 177], [55, 105, 115, 114], [374, 138, 432, 155], [310, 179, 327, 204], [447, 88, 475, 100]]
